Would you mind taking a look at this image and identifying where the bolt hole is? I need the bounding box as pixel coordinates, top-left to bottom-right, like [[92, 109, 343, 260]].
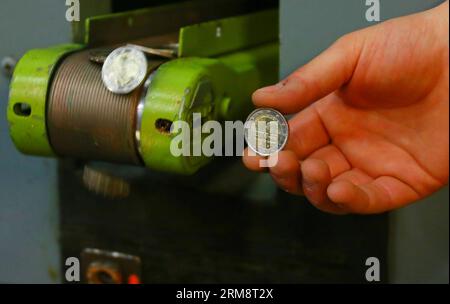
[[13, 102, 32, 117], [155, 119, 173, 135]]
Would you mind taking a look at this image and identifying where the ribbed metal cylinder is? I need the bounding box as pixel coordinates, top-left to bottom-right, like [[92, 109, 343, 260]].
[[47, 50, 142, 165]]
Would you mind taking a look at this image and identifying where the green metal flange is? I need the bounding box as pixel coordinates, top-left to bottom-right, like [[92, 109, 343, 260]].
[[140, 42, 278, 174], [139, 58, 226, 174], [7, 44, 83, 156]]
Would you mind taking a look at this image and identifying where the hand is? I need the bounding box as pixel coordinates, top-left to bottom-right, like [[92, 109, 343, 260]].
[[243, 2, 449, 214]]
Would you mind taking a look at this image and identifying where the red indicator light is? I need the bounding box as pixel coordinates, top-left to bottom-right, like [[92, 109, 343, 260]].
[[128, 274, 140, 284]]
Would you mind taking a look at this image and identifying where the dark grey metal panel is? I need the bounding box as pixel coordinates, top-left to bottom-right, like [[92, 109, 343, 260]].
[[59, 159, 389, 283], [280, 0, 444, 77]]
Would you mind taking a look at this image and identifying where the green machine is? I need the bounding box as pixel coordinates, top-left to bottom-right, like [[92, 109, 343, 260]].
[[7, 3, 278, 175]]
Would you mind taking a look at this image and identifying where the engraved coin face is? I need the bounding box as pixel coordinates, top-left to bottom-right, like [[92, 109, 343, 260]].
[[102, 46, 148, 94], [244, 108, 289, 156]]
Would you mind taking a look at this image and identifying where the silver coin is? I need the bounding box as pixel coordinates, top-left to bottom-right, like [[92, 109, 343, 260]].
[[244, 108, 289, 156], [101, 46, 148, 94]]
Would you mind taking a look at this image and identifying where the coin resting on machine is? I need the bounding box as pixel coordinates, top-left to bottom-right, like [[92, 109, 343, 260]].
[[102, 46, 148, 94]]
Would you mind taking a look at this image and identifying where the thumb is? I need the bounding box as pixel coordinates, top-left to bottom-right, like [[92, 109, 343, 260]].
[[253, 33, 363, 114]]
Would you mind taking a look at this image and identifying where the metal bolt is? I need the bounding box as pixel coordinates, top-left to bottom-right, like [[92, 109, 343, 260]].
[[216, 26, 222, 38], [1, 56, 17, 78]]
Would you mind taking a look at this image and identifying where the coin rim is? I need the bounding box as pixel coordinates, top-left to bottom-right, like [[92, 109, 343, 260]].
[[244, 108, 289, 157], [101, 46, 148, 95]]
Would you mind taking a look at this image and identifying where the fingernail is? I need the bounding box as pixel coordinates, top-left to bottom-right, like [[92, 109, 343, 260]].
[[255, 81, 286, 94], [303, 179, 318, 194]]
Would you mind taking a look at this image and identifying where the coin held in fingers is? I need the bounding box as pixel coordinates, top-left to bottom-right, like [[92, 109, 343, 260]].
[[244, 108, 289, 156]]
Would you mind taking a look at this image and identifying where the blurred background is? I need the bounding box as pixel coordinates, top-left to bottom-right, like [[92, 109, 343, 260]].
[[0, 0, 447, 283]]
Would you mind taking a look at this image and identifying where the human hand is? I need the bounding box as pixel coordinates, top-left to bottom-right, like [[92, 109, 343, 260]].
[[243, 2, 449, 214]]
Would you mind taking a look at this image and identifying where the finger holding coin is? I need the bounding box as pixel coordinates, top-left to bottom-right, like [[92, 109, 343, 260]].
[[244, 108, 289, 157], [243, 109, 304, 195]]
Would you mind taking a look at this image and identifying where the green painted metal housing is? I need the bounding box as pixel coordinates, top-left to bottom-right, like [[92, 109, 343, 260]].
[[7, 8, 279, 175], [140, 45, 278, 174], [7, 44, 83, 156], [139, 9, 279, 174]]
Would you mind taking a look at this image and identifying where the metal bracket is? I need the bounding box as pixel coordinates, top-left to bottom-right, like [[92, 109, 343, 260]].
[[179, 9, 278, 58], [84, 0, 266, 47]]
